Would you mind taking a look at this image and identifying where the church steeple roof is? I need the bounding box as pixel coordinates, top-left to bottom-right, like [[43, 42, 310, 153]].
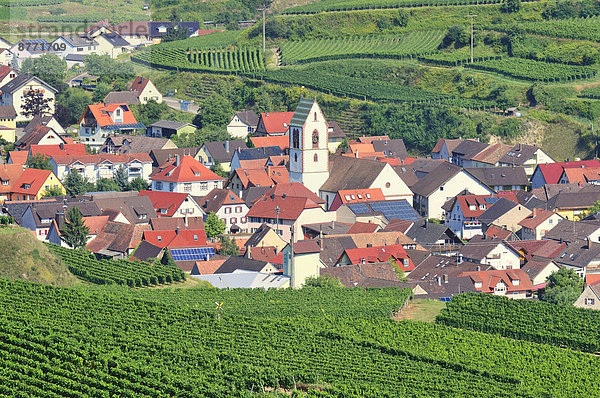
[[290, 98, 316, 126]]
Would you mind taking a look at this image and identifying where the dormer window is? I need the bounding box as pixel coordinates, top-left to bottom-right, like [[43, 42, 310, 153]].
[[1, 180, 7, 186], [193, 234, 198, 241], [469, 205, 476, 211], [512, 279, 520, 286], [157, 236, 162, 242], [474, 282, 482, 288]]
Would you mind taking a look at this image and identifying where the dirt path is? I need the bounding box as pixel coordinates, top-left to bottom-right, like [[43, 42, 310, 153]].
[[394, 299, 446, 323]]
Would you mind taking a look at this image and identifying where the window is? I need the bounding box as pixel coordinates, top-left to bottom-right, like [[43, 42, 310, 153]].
[[169, 183, 174, 192], [294, 153, 298, 163], [183, 183, 192, 192], [312, 130, 319, 149], [549, 219, 553, 224], [160, 209, 167, 214], [193, 234, 198, 241], [231, 217, 237, 224], [157, 236, 162, 242], [314, 112, 317, 121], [213, 182, 219, 188], [200, 182, 208, 190], [235, 206, 242, 213], [155, 181, 162, 190], [585, 298, 595, 305], [293, 129, 300, 149], [241, 217, 247, 224], [314, 153, 318, 162], [225, 207, 232, 214], [439, 186, 444, 191]]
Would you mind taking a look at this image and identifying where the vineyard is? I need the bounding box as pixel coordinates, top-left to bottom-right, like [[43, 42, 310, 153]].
[[419, 45, 500, 66], [580, 86, 600, 99], [1, 0, 63, 5], [47, 244, 185, 287], [279, 31, 444, 64], [490, 16, 600, 42], [132, 47, 265, 73], [465, 57, 597, 82], [436, 293, 600, 353], [151, 30, 241, 50], [1, 279, 600, 396], [36, 13, 148, 24]]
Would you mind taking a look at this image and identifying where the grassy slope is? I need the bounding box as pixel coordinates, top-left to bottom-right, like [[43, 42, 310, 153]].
[[0, 227, 78, 286]]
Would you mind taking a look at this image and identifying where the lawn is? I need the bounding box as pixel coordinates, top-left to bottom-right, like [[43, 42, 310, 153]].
[[395, 299, 446, 323]]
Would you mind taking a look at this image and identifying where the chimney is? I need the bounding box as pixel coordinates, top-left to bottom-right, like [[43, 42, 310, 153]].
[[54, 211, 65, 230], [175, 155, 180, 166], [443, 274, 448, 284], [184, 214, 188, 228], [477, 265, 481, 271], [587, 237, 591, 249], [224, 140, 230, 153], [175, 227, 180, 235]]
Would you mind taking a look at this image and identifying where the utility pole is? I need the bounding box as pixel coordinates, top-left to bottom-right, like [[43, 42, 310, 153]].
[[257, 4, 269, 52], [467, 14, 477, 64]]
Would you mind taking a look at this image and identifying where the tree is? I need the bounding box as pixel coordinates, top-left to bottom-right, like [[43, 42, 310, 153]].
[[96, 178, 120, 192], [128, 177, 150, 191], [218, 236, 239, 256], [581, 200, 600, 219], [64, 170, 89, 196], [210, 161, 229, 178], [162, 23, 188, 42], [60, 207, 90, 250], [171, 124, 231, 148], [92, 82, 111, 103], [21, 89, 54, 119], [132, 99, 169, 126], [83, 54, 134, 83], [26, 153, 54, 171], [193, 94, 234, 128], [539, 268, 584, 305], [439, 25, 469, 49], [41, 185, 64, 198], [20, 54, 67, 91], [501, 0, 521, 13], [304, 275, 343, 288], [114, 166, 129, 192], [205, 212, 226, 239], [56, 88, 92, 125]]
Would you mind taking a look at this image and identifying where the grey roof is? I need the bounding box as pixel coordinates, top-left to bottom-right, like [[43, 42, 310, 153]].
[[552, 240, 600, 270], [372, 139, 408, 159], [104, 91, 140, 105], [320, 156, 386, 192], [100, 33, 130, 47], [404, 249, 432, 267], [327, 121, 346, 139], [452, 140, 489, 158], [148, 22, 199, 38], [344, 199, 422, 223], [0, 73, 56, 94], [404, 220, 462, 249], [315, 235, 357, 267], [235, 110, 259, 127], [3, 199, 52, 225], [100, 135, 170, 154], [392, 165, 419, 187], [521, 256, 555, 281], [193, 269, 289, 289], [65, 54, 87, 62], [244, 223, 275, 247], [31, 201, 101, 228], [150, 148, 198, 167], [0, 105, 16, 118], [477, 197, 519, 225], [408, 158, 446, 179], [203, 140, 247, 163], [465, 167, 528, 187], [90, 192, 157, 224], [530, 183, 600, 202], [214, 256, 270, 274], [132, 240, 163, 261], [149, 120, 193, 130], [410, 163, 462, 197], [302, 221, 351, 236], [196, 188, 241, 214], [546, 191, 600, 211], [243, 186, 270, 208], [544, 219, 600, 243], [290, 98, 316, 126], [499, 144, 543, 166], [458, 235, 513, 262], [235, 146, 284, 160], [23, 115, 54, 134], [62, 35, 97, 47]]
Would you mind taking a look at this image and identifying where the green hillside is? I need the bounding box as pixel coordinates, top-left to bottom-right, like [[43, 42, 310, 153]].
[[0, 228, 77, 286]]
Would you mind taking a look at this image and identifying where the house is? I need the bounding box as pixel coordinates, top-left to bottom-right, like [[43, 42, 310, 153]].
[[254, 111, 293, 136], [0, 49, 14, 67], [23, 115, 65, 137], [50, 153, 153, 184], [146, 120, 196, 138], [149, 147, 198, 168], [369, 138, 408, 160], [79, 103, 145, 150], [47, 214, 109, 248], [431, 138, 464, 162], [226, 166, 289, 198], [129, 76, 162, 104], [112, 21, 154, 46], [244, 223, 287, 252], [551, 239, 600, 277], [227, 110, 259, 138], [99, 134, 176, 154], [443, 192, 518, 239], [148, 22, 200, 43], [20, 200, 101, 240], [498, 144, 554, 176], [92, 32, 131, 59], [245, 245, 279, 262], [86, 191, 157, 224], [458, 235, 522, 270], [10, 39, 50, 67], [327, 121, 346, 153], [230, 146, 285, 170], [150, 216, 205, 231], [130, 240, 164, 262], [411, 163, 495, 220], [282, 239, 322, 288], [0, 164, 25, 202], [450, 139, 488, 167], [103, 91, 140, 105], [320, 155, 414, 210], [512, 239, 567, 261], [51, 35, 98, 59], [10, 168, 64, 201], [521, 257, 560, 287], [478, 197, 531, 234], [150, 155, 225, 196], [29, 144, 86, 160], [214, 256, 278, 274], [459, 269, 534, 299], [144, 228, 208, 249], [15, 126, 66, 151], [518, 208, 563, 240], [574, 280, 600, 310], [0, 105, 16, 142], [0, 65, 17, 87], [138, 190, 203, 218], [558, 167, 600, 185], [87, 221, 148, 259], [485, 224, 519, 241], [196, 140, 247, 171], [0, 73, 57, 122], [531, 160, 600, 189], [336, 244, 414, 271], [246, 182, 333, 242], [463, 143, 512, 168], [196, 188, 249, 233], [545, 191, 600, 220], [336, 199, 421, 227], [544, 219, 600, 244], [193, 269, 290, 289], [466, 166, 529, 191], [403, 220, 463, 253], [328, 188, 385, 212]]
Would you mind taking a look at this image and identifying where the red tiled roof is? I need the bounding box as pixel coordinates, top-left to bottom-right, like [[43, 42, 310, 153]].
[[338, 188, 385, 204], [259, 112, 293, 134], [248, 195, 321, 220], [193, 258, 227, 275], [51, 153, 151, 166], [129, 76, 150, 93], [512, 239, 566, 259], [138, 190, 189, 217], [456, 192, 518, 217], [342, 244, 414, 270], [144, 229, 207, 248], [259, 182, 325, 204], [247, 246, 278, 262], [84, 215, 110, 235], [0, 65, 15, 81], [537, 160, 600, 185], [233, 166, 289, 189], [586, 274, 600, 287], [293, 240, 321, 254], [8, 151, 28, 165], [346, 221, 379, 234], [11, 168, 54, 196], [357, 135, 390, 144], [459, 269, 534, 293], [0, 164, 24, 194], [79, 103, 138, 127], [151, 155, 224, 183], [484, 225, 514, 240], [518, 208, 557, 229], [560, 167, 600, 184], [30, 143, 86, 159], [250, 135, 289, 150]]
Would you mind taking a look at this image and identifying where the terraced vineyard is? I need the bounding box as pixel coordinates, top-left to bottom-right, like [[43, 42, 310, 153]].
[[48, 244, 185, 287], [285, 0, 523, 13], [1, 279, 600, 396], [489, 16, 600, 42], [280, 31, 444, 64], [466, 57, 597, 82], [151, 30, 241, 50], [580, 86, 600, 99], [132, 47, 265, 73], [436, 293, 600, 353], [419, 45, 500, 66]]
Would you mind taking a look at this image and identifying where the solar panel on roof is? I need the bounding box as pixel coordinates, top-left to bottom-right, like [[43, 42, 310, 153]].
[[369, 201, 420, 222], [170, 247, 215, 262], [348, 203, 370, 214]]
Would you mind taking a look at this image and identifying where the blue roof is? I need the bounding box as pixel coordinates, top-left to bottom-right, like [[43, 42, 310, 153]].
[[171, 247, 215, 262], [105, 123, 146, 131]]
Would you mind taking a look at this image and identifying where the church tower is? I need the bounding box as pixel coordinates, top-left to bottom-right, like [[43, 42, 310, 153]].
[[288, 98, 329, 195]]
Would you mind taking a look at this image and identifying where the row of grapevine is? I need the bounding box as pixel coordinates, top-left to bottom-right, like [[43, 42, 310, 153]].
[[249, 68, 496, 108], [47, 244, 185, 287], [489, 16, 600, 42], [418, 45, 501, 66], [579, 86, 600, 99], [0, 279, 598, 396], [465, 57, 597, 82], [284, 0, 539, 14], [132, 47, 265, 73], [280, 31, 444, 64], [436, 292, 600, 353], [152, 30, 241, 50], [2, 0, 63, 6], [37, 13, 147, 23]]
